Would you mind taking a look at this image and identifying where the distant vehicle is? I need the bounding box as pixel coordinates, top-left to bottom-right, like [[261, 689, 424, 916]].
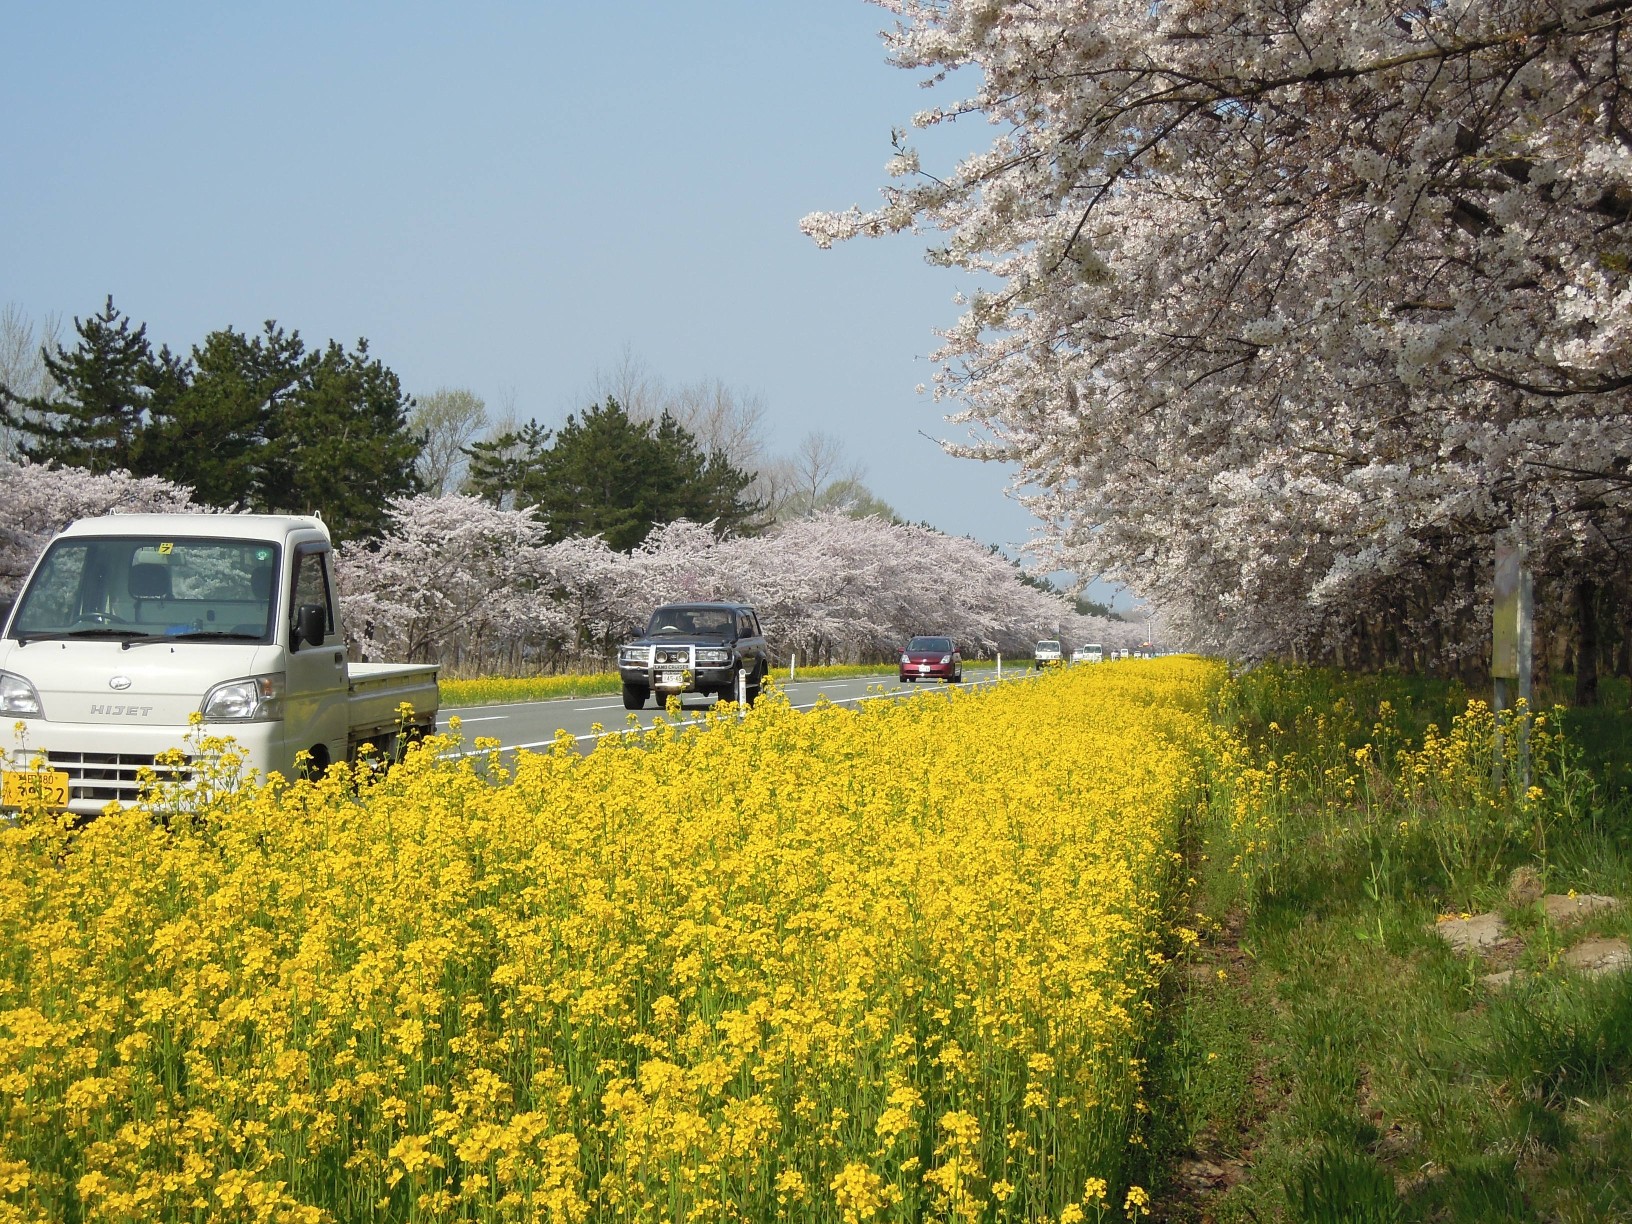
[[899, 635, 962, 683], [1034, 639, 1064, 669], [1074, 643, 1104, 664], [1111, 648, 1124, 661], [616, 601, 770, 709]]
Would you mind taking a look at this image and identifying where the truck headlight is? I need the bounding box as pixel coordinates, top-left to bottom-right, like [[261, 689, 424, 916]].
[[201, 674, 284, 722], [0, 670, 42, 718], [696, 648, 731, 665], [618, 646, 651, 667]]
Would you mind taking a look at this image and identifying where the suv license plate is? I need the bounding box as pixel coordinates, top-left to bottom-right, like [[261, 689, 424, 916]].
[[2, 769, 70, 810], [657, 670, 685, 689]]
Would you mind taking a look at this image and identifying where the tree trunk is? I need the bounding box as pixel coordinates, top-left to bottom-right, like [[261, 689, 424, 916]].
[[1576, 577, 1600, 707]]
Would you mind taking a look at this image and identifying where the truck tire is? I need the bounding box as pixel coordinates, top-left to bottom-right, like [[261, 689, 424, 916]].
[[745, 665, 761, 706], [622, 683, 649, 711]]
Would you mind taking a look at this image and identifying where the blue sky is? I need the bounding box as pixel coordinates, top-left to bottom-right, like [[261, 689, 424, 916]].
[[2, 3, 1125, 606]]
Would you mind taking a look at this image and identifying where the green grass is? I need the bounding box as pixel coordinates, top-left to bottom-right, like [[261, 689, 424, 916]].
[[1558, 677, 1632, 801], [1151, 663, 1632, 1224]]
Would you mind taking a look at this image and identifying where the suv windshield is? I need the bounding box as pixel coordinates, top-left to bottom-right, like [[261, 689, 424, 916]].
[[646, 606, 735, 637], [10, 536, 280, 643]]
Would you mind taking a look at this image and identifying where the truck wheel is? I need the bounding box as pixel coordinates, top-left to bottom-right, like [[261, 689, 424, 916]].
[[300, 744, 332, 780], [744, 666, 762, 706], [622, 683, 649, 711]]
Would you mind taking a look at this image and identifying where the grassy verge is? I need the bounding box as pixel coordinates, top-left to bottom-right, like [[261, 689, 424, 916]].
[[438, 659, 1009, 708], [1150, 666, 1632, 1223]]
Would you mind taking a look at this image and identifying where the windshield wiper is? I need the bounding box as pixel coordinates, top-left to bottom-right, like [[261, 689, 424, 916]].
[[120, 629, 264, 650], [12, 627, 145, 647]]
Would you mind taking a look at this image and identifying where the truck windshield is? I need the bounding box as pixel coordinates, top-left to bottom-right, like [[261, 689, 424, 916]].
[[9, 536, 280, 644]]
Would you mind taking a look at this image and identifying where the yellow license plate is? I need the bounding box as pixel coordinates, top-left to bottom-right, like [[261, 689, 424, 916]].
[[2, 769, 70, 809]]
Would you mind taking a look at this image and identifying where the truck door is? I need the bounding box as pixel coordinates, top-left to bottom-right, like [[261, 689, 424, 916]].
[[283, 543, 348, 772]]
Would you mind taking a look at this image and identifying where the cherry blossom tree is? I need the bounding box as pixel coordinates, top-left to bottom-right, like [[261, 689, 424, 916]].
[[335, 496, 1108, 672], [804, 0, 1632, 670], [334, 494, 564, 669], [0, 456, 196, 599], [1, 459, 1111, 675]]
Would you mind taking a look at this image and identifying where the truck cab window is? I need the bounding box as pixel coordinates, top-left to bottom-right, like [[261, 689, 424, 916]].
[[291, 549, 334, 643]]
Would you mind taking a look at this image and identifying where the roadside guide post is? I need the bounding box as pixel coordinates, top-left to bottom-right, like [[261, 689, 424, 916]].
[[790, 651, 796, 682], [736, 667, 747, 719], [997, 653, 1002, 680], [1492, 534, 1534, 787]]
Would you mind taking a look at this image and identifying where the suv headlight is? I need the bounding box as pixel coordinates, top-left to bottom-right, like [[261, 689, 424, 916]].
[[201, 674, 284, 722], [696, 648, 731, 665], [619, 646, 651, 667], [0, 670, 42, 718]]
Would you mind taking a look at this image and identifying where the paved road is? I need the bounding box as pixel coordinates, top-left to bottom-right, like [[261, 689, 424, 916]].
[[439, 667, 1033, 756]]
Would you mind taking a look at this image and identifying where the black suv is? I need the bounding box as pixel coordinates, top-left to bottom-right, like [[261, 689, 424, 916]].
[[616, 601, 771, 710]]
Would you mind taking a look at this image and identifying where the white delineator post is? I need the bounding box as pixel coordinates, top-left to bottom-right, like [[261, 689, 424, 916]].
[[996, 653, 1002, 680], [789, 651, 796, 682], [736, 666, 747, 718], [1492, 534, 1534, 786]]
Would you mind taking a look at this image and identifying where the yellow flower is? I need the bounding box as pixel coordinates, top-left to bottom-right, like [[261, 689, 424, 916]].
[[0, 657, 1223, 1224]]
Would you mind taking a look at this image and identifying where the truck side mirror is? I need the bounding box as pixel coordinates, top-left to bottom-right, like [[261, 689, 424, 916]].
[[293, 603, 326, 649]]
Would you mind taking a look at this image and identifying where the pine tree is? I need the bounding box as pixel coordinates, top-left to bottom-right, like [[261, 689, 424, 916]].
[[465, 399, 763, 549], [463, 421, 552, 508], [531, 399, 655, 550], [0, 296, 156, 473], [137, 322, 307, 508], [264, 338, 423, 542]]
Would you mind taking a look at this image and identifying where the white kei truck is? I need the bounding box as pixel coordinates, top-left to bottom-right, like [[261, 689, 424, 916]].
[[0, 513, 439, 818]]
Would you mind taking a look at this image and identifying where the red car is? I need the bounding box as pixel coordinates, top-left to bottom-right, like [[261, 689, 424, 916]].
[[899, 635, 963, 683]]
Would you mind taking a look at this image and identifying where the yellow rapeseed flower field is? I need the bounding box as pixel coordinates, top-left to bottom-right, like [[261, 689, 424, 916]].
[[0, 658, 1223, 1223]]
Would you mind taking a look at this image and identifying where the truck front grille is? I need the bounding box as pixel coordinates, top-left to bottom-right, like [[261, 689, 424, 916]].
[[45, 751, 194, 805]]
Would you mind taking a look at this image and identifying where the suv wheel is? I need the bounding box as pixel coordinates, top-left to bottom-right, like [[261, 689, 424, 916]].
[[622, 683, 649, 711], [744, 665, 762, 706]]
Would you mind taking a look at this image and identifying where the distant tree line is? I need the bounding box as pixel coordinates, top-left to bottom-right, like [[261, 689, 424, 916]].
[[1, 304, 1016, 604], [0, 302, 778, 551]]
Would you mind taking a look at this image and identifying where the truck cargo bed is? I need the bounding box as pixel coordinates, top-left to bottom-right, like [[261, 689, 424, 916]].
[[348, 661, 440, 740]]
